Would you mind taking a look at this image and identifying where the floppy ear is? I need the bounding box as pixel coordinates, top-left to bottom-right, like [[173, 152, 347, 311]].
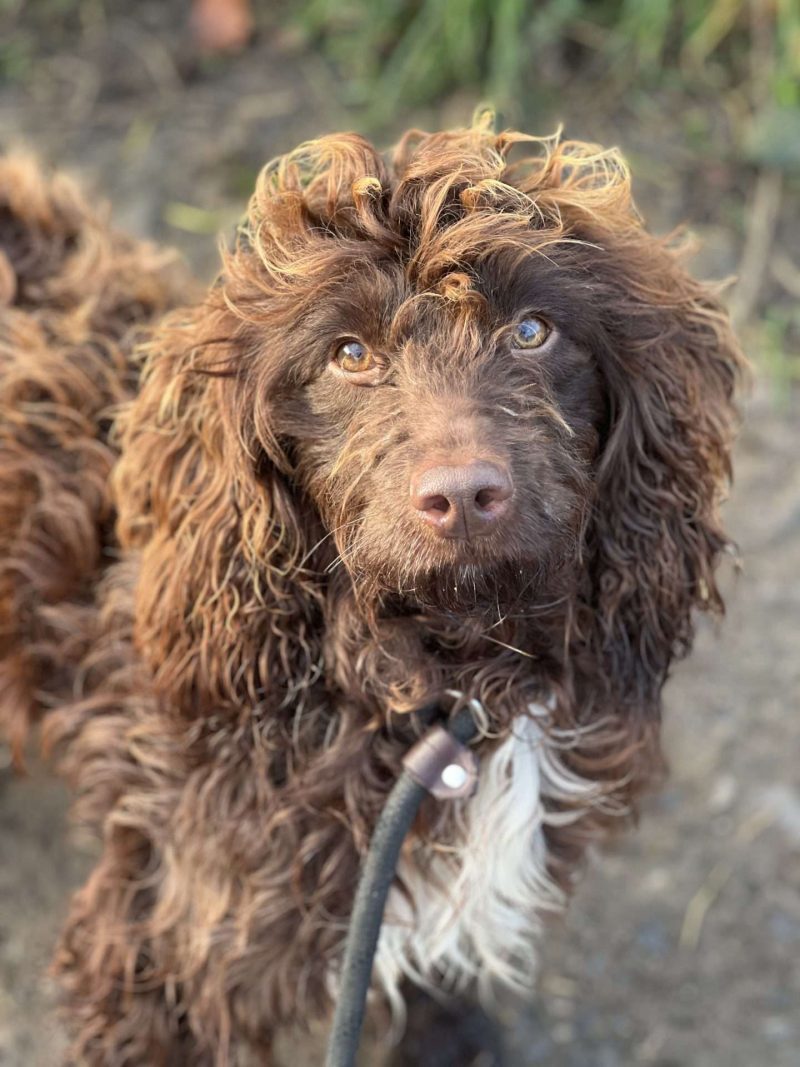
[[532, 148, 747, 716], [589, 250, 743, 712], [507, 138, 745, 720], [115, 134, 397, 719], [114, 291, 324, 718]]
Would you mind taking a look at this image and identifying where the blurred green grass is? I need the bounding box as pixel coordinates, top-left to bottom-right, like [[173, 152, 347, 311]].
[[293, 0, 799, 123]]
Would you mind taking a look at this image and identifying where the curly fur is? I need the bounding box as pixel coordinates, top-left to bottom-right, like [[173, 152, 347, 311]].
[[0, 155, 191, 760], [0, 121, 745, 1065]]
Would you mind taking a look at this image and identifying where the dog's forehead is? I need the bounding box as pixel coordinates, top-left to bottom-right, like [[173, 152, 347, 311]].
[[326, 235, 599, 342]]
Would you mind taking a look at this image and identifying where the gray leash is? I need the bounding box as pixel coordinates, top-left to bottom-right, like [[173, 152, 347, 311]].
[[324, 705, 480, 1067]]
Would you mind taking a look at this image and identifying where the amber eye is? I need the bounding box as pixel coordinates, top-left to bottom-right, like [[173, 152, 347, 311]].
[[334, 340, 377, 374], [511, 316, 551, 349]]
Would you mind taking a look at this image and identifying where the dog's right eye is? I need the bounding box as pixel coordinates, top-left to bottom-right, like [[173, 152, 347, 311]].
[[331, 340, 383, 384], [335, 341, 374, 372]]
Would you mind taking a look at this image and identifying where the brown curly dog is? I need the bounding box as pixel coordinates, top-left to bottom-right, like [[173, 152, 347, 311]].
[[0, 120, 745, 1064]]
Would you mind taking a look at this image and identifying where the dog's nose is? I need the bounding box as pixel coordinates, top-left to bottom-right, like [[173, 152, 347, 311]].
[[410, 460, 513, 538]]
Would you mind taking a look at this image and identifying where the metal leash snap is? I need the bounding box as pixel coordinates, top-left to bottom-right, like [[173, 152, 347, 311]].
[[402, 724, 478, 799]]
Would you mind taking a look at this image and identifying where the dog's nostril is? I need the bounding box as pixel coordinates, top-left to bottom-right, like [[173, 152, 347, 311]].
[[475, 486, 499, 510], [425, 494, 451, 516]]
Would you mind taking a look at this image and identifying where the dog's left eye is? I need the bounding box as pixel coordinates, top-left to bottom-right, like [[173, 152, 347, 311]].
[[511, 317, 552, 349]]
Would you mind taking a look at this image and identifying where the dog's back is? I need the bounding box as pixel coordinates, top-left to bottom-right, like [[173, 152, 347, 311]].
[[0, 157, 190, 757]]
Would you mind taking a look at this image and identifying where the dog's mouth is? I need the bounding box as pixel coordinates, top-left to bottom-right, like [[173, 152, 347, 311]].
[[407, 558, 552, 613], [326, 498, 582, 617], [352, 550, 561, 621]]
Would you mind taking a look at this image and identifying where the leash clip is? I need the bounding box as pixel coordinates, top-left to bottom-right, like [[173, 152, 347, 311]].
[[402, 725, 478, 800]]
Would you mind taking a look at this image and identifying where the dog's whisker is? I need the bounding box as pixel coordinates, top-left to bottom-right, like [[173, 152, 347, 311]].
[[298, 520, 362, 571]]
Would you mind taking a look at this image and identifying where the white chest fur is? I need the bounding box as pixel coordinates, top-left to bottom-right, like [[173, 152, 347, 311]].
[[373, 704, 602, 1012]]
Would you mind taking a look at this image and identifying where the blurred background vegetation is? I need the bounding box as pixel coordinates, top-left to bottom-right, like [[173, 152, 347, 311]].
[[297, 0, 799, 124], [1, 0, 797, 404]]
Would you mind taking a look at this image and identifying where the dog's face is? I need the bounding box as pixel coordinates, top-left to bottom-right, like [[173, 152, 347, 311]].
[[129, 126, 741, 714], [259, 246, 606, 613]]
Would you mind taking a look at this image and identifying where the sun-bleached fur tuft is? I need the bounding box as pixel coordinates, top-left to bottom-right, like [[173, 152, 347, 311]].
[[0, 120, 745, 1065]]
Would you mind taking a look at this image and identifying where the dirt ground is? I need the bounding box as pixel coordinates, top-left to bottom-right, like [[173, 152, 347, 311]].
[[1, 6, 798, 1066]]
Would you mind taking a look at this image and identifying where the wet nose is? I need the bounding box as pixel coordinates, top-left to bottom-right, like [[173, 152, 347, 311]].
[[410, 460, 513, 538]]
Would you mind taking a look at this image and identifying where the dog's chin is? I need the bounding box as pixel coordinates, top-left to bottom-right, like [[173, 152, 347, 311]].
[[341, 525, 582, 619], [413, 560, 552, 616], [360, 556, 559, 620]]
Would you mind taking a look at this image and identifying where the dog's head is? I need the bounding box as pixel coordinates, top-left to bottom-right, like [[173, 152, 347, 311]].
[[119, 122, 744, 718], [235, 132, 606, 616]]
